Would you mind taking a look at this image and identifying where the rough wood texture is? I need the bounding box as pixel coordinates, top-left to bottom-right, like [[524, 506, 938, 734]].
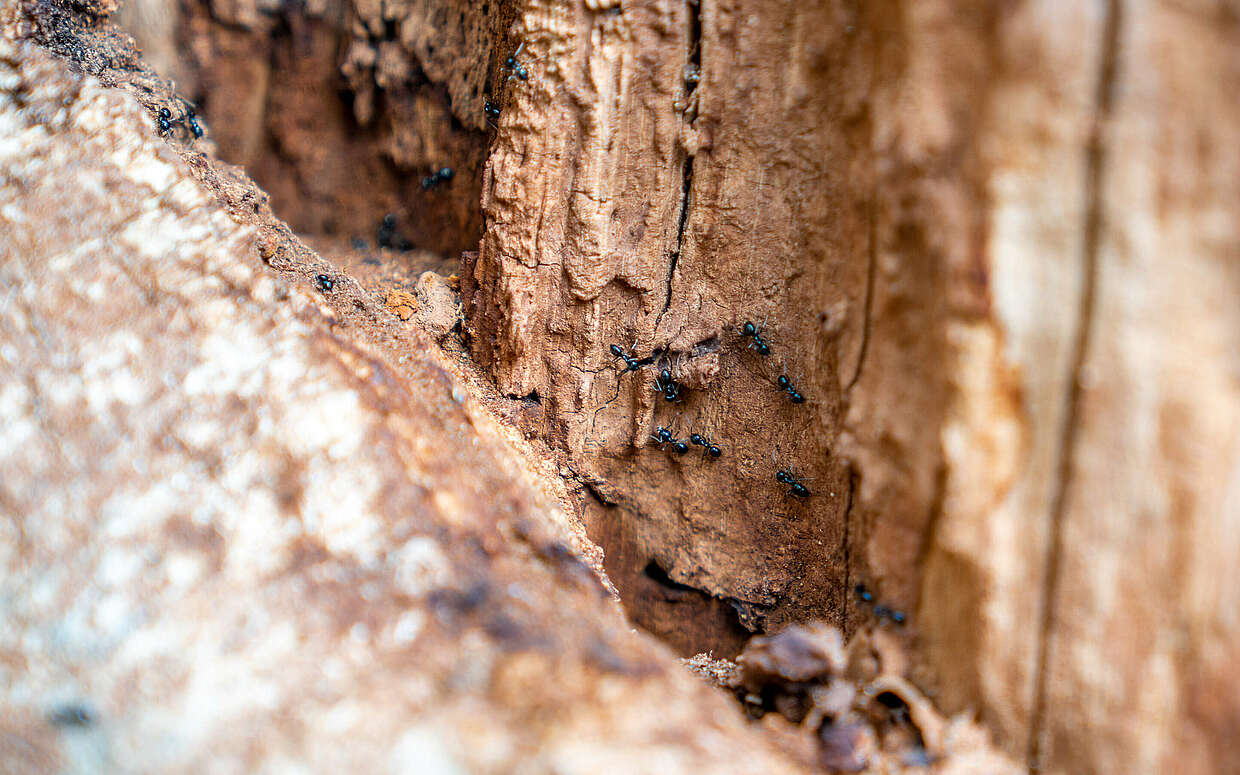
[[153, 0, 500, 256], [462, 1, 1240, 773], [464, 0, 869, 653], [0, 37, 810, 774], [11, 0, 1240, 772]]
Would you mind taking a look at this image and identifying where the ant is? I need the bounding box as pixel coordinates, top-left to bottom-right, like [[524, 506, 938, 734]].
[[777, 375, 805, 404], [776, 469, 811, 498], [740, 321, 771, 356], [156, 102, 204, 139], [610, 344, 640, 371], [855, 583, 907, 625], [689, 433, 722, 458], [609, 344, 663, 373], [651, 426, 690, 455], [421, 167, 454, 190], [655, 368, 684, 403], [377, 213, 413, 250], [503, 42, 530, 82], [183, 103, 203, 138], [156, 107, 175, 133], [48, 703, 94, 728], [315, 274, 334, 293], [484, 98, 502, 126]]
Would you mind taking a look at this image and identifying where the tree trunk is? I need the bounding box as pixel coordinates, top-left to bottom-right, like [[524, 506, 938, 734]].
[[9, 0, 1240, 773], [462, 1, 1240, 773]]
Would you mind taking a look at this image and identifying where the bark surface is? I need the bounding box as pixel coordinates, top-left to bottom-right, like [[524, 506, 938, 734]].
[[0, 36, 808, 774], [460, 1, 1240, 773], [7, 0, 1240, 773]]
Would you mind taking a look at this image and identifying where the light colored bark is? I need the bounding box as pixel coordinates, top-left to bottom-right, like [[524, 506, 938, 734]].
[[0, 39, 807, 774], [922, 2, 1240, 773]]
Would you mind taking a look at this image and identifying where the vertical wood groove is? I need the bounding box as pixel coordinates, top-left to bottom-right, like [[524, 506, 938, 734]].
[[1027, 1, 1124, 769]]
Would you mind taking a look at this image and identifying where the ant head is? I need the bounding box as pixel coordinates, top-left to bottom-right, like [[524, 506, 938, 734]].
[[742, 322, 756, 336], [777, 375, 790, 388], [776, 470, 793, 484], [610, 344, 625, 358], [159, 107, 171, 119], [690, 433, 705, 445]]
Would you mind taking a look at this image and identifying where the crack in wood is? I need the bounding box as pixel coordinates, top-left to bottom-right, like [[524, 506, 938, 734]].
[[846, 189, 878, 393], [655, 0, 702, 331], [1028, 1, 1124, 770], [840, 467, 857, 633]]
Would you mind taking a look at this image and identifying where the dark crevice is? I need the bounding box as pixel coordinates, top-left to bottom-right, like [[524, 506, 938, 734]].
[[654, 0, 701, 330], [643, 559, 701, 593], [580, 477, 618, 508], [657, 153, 694, 329], [840, 468, 857, 633], [1027, 1, 1123, 771]]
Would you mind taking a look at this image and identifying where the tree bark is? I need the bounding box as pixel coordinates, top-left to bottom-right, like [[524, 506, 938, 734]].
[[11, 0, 1240, 773], [0, 36, 810, 773], [462, 1, 1240, 773]]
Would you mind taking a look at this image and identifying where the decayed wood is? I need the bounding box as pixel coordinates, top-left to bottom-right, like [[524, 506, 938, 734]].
[[914, 3, 1240, 773], [464, 0, 872, 652], [19, 0, 1240, 771], [0, 38, 812, 773], [465, 1, 1240, 774], [147, 0, 499, 257]]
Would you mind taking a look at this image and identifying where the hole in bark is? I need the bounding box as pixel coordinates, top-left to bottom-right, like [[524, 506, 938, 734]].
[[116, 0, 490, 266]]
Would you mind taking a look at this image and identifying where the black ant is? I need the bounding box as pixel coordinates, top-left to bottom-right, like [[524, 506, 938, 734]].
[[503, 42, 530, 81], [315, 274, 334, 293], [777, 375, 805, 404], [183, 103, 203, 138], [689, 433, 722, 458], [156, 102, 203, 139], [610, 344, 640, 370], [776, 469, 811, 498], [655, 368, 684, 402], [421, 167, 455, 190], [874, 605, 907, 625], [855, 583, 906, 625], [48, 703, 94, 728], [609, 344, 663, 373], [651, 426, 689, 455], [740, 321, 771, 356], [156, 107, 174, 133], [377, 214, 413, 250], [484, 98, 502, 126]]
